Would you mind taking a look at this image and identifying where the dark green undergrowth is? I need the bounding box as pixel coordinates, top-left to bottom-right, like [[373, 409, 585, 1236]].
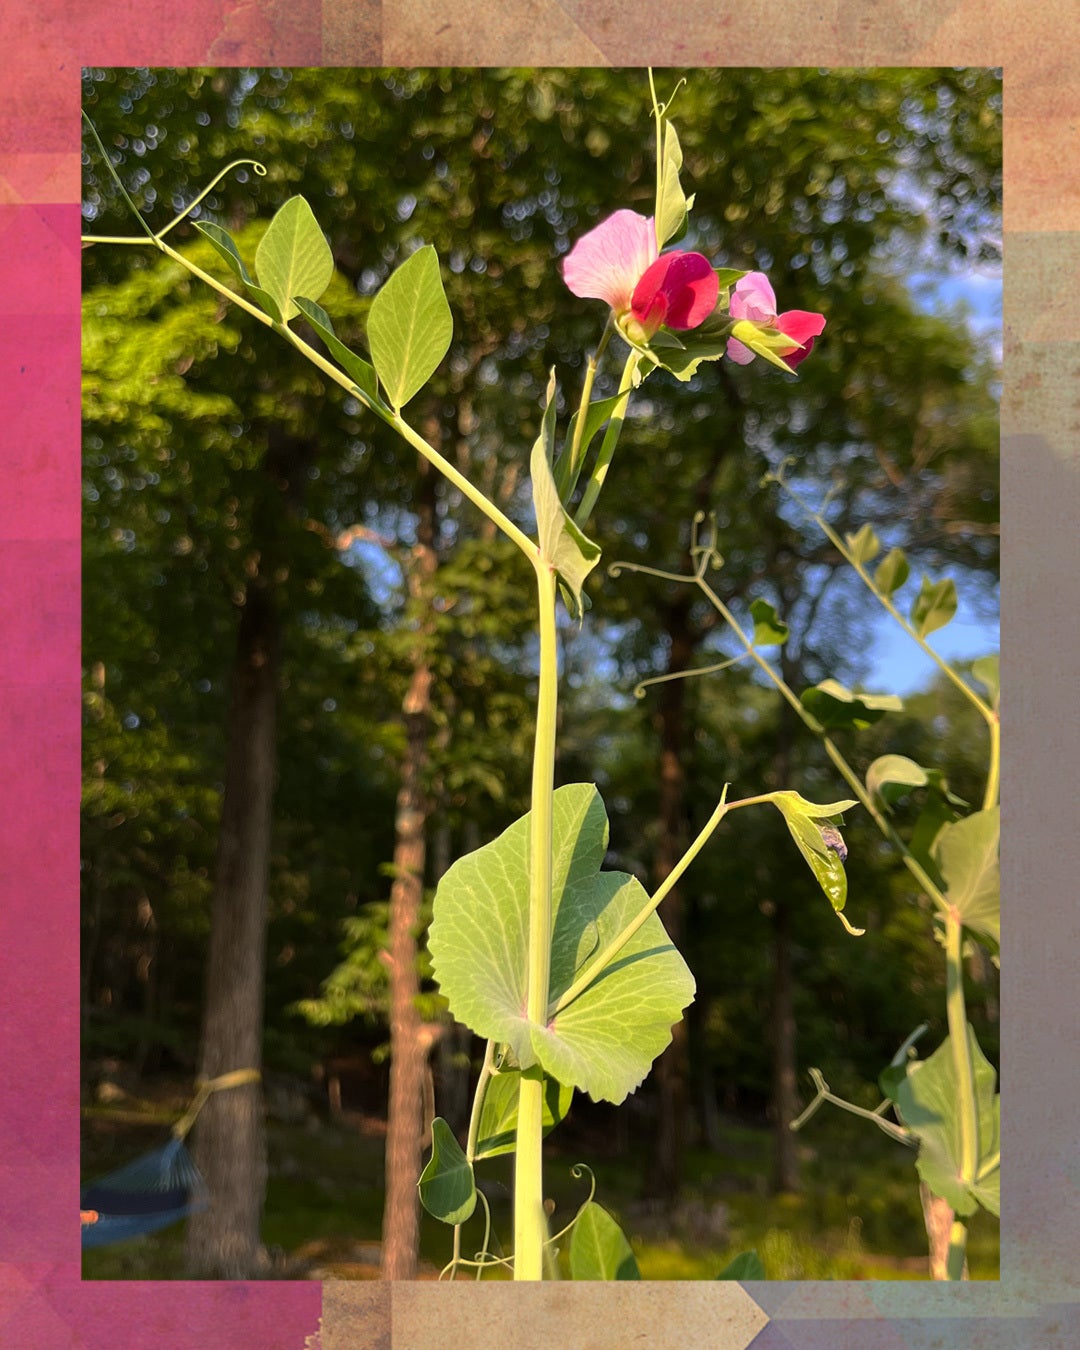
[[81, 1084, 999, 1282]]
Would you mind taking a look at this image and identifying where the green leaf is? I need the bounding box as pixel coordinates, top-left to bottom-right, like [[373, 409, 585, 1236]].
[[769, 791, 861, 930], [292, 297, 383, 410], [427, 783, 695, 1105], [648, 332, 734, 382], [909, 795, 960, 886], [418, 1117, 476, 1225], [874, 547, 910, 598], [801, 679, 903, 730], [911, 575, 958, 638], [656, 121, 690, 248], [367, 245, 453, 410], [971, 655, 1000, 711], [254, 196, 334, 322], [194, 220, 284, 323], [749, 598, 789, 646], [474, 1069, 573, 1160], [932, 807, 1000, 944], [531, 373, 602, 621], [895, 1025, 1000, 1217], [715, 1250, 765, 1280], [845, 523, 880, 564], [554, 392, 627, 498], [866, 754, 928, 808], [569, 1201, 640, 1280]]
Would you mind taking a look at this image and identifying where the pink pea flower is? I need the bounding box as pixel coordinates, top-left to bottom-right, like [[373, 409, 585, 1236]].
[[726, 272, 825, 370], [562, 209, 719, 342]]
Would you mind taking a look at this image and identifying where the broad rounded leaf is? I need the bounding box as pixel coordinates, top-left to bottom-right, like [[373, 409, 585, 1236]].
[[418, 1117, 476, 1225], [801, 679, 903, 730], [569, 1201, 640, 1280], [428, 784, 695, 1105], [895, 1025, 1000, 1218], [911, 575, 958, 638], [254, 196, 334, 322], [367, 245, 453, 409], [932, 807, 1000, 944]]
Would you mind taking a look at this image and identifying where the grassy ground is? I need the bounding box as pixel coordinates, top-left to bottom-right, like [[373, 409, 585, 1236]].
[[81, 1079, 999, 1282]]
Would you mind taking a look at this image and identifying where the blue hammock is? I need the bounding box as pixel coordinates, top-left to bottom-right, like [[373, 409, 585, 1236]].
[[81, 1068, 259, 1249]]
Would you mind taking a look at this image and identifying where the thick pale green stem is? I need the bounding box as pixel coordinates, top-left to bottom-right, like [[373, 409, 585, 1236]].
[[513, 560, 560, 1280], [945, 912, 978, 1184], [943, 909, 976, 1280]]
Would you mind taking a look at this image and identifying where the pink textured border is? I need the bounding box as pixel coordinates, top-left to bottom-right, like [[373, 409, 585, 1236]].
[[0, 5, 322, 1346]]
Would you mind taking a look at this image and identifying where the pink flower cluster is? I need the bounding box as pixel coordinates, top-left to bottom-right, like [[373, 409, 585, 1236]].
[[562, 209, 717, 343], [562, 210, 825, 371]]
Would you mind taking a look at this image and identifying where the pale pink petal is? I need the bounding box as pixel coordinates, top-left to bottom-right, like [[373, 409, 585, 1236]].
[[725, 335, 756, 365], [730, 271, 778, 324], [562, 209, 658, 312]]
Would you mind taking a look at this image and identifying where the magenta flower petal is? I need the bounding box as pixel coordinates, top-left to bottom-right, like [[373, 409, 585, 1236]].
[[777, 310, 826, 368], [562, 209, 658, 313], [631, 251, 719, 336], [777, 310, 826, 347]]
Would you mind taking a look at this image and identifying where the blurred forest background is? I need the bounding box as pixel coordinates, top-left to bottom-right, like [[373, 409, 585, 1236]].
[[81, 66, 1000, 1280]]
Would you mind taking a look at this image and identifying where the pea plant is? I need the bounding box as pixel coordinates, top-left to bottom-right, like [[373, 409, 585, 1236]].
[[85, 74, 882, 1282], [613, 490, 1000, 1279]]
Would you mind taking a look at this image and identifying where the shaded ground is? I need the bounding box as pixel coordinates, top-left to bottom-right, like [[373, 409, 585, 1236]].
[[80, 1071, 999, 1282]]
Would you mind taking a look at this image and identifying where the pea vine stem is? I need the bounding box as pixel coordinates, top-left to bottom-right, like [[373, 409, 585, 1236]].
[[512, 558, 561, 1280]]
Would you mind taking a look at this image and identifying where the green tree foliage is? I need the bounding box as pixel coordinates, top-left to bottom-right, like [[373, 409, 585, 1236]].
[[82, 67, 999, 1263]]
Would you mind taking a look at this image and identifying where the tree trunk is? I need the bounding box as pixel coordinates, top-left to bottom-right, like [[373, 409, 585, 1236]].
[[920, 1182, 969, 1280], [380, 459, 438, 1281], [184, 583, 279, 1277], [649, 599, 694, 1198]]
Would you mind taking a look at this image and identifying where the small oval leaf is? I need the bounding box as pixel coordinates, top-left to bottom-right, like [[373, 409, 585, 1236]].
[[255, 196, 334, 322], [749, 598, 789, 647], [874, 547, 910, 597], [367, 245, 453, 410], [846, 523, 880, 565], [911, 575, 958, 638]]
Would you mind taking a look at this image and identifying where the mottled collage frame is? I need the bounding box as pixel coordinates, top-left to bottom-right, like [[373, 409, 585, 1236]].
[[1, 3, 1074, 1345]]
